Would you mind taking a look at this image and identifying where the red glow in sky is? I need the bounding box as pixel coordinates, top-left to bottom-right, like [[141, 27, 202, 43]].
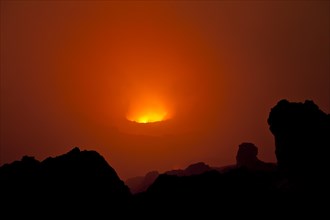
[[1, 1, 329, 179]]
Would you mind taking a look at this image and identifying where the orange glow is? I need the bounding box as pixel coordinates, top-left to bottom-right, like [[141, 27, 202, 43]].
[[130, 112, 167, 124], [126, 95, 170, 123], [2, 1, 329, 181]]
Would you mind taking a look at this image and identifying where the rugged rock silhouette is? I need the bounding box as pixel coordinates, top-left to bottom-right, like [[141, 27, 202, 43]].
[[236, 142, 276, 171], [137, 169, 280, 216], [126, 170, 159, 194], [126, 161, 248, 195], [1, 99, 328, 217], [0, 147, 131, 216], [268, 100, 330, 177], [134, 99, 328, 215], [126, 162, 212, 194], [165, 162, 212, 176]]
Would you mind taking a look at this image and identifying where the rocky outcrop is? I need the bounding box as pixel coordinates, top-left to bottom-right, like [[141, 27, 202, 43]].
[[126, 162, 213, 194], [165, 162, 212, 176], [236, 142, 275, 171], [126, 170, 159, 194], [268, 99, 330, 176], [0, 147, 131, 216]]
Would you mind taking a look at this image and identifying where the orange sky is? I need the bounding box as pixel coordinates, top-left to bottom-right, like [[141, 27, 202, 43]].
[[1, 1, 329, 179]]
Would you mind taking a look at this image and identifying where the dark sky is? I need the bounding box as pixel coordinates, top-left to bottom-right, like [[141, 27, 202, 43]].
[[1, 1, 329, 179]]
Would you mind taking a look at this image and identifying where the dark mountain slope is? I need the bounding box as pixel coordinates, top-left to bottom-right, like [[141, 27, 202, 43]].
[[1, 147, 131, 216]]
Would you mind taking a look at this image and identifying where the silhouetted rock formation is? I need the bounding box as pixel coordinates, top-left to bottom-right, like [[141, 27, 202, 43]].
[[268, 100, 330, 178], [267, 99, 330, 202], [1, 99, 328, 217], [126, 162, 212, 194], [236, 142, 276, 171], [137, 169, 281, 216], [185, 162, 213, 175], [126, 171, 159, 194], [133, 99, 329, 216], [127, 157, 274, 194], [0, 147, 131, 216], [165, 162, 212, 176]]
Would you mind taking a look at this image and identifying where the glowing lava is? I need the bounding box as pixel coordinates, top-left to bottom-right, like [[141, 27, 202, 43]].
[[133, 112, 167, 123], [127, 108, 168, 123], [126, 96, 170, 123]]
